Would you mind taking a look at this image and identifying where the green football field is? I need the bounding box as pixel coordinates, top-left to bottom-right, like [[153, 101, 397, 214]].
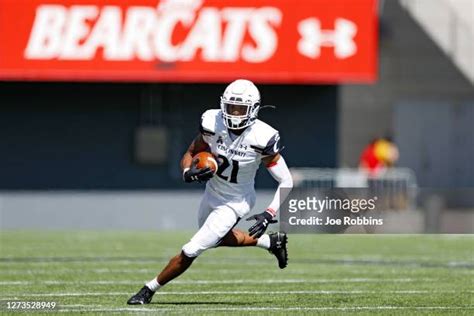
[[1, 231, 473, 315]]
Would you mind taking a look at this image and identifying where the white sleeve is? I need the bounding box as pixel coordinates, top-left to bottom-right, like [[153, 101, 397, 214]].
[[199, 110, 216, 144], [265, 156, 293, 217]]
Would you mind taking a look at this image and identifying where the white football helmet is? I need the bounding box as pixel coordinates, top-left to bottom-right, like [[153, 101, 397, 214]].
[[220, 79, 261, 130]]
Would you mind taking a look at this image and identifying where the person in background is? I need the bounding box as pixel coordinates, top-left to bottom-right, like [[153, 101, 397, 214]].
[[359, 137, 399, 176]]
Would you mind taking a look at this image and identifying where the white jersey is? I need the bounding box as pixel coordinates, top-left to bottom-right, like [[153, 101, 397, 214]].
[[200, 109, 281, 203]]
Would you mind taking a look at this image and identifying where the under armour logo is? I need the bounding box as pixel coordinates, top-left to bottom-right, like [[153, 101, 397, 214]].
[[298, 18, 357, 59]]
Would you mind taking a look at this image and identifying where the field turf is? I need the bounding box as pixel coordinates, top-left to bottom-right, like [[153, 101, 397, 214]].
[[1, 231, 473, 315]]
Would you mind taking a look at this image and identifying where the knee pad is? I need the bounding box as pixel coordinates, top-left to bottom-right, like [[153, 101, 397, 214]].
[[182, 240, 205, 258]]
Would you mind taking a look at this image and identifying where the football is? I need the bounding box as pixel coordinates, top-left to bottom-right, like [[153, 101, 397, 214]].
[[193, 152, 218, 174]]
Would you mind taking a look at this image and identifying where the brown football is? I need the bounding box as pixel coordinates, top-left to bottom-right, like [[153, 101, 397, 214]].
[[193, 152, 218, 174]]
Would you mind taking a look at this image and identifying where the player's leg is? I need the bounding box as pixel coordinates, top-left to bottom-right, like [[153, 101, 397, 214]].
[[219, 229, 288, 269], [156, 251, 195, 285], [219, 228, 260, 247], [217, 194, 262, 247], [180, 204, 240, 257], [127, 201, 239, 304], [154, 194, 216, 281], [216, 196, 287, 268], [127, 194, 214, 305], [126, 251, 195, 305], [219, 228, 257, 246]]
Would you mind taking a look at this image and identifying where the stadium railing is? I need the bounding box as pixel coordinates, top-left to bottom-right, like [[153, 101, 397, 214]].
[[290, 167, 418, 211]]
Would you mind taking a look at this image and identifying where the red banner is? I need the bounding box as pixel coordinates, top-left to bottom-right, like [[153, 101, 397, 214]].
[[0, 0, 378, 83]]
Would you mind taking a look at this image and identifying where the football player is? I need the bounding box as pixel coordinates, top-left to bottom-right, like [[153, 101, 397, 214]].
[[127, 79, 293, 305]]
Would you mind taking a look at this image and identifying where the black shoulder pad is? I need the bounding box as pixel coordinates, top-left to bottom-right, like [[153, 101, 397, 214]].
[[262, 133, 281, 156]]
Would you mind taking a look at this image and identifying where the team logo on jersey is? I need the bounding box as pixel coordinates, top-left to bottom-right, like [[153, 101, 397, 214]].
[[217, 143, 247, 157], [217, 135, 224, 144], [239, 144, 248, 150]]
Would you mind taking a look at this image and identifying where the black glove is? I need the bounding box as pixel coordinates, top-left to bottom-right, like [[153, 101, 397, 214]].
[[183, 161, 214, 183], [246, 211, 278, 238]]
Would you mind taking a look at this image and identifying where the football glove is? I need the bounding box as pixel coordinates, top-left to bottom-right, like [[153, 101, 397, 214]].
[[246, 210, 278, 238], [183, 163, 214, 183]]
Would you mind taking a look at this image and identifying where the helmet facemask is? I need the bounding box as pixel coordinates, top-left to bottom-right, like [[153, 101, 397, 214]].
[[221, 98, 259, 130], [220, 79, 261, 130]]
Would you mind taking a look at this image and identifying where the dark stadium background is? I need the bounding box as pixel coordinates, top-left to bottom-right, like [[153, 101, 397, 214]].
[[0, 83, 337, 189], [1, 0, 472, 192]]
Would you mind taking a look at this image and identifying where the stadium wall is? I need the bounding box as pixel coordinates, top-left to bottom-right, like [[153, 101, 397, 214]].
[[0, 82, 337, 190], [338, 0, 474, 188]]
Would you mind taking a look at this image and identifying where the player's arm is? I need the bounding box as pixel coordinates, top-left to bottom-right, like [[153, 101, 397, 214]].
[[247, 151, 293, 238], [262, 153, 293, 215], [180, 134, 210, 171], [181, 134, 213, 183]]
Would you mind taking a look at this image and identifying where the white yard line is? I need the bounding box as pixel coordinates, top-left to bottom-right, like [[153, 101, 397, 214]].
[[0, 268, 309, 274], [1, 257, 471, 266], [52, 306, 474, 312], [0, 278, 437, 285], [1, 267, 472, 276], [3, 289, 473, 299]]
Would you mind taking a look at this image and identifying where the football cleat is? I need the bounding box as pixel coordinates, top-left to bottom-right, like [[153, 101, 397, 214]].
[[268, 232, 288, 269], [127, 286, 155, 305]]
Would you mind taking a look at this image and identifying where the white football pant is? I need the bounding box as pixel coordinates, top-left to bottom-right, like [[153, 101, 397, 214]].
[[181, 189, 255, 257]]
